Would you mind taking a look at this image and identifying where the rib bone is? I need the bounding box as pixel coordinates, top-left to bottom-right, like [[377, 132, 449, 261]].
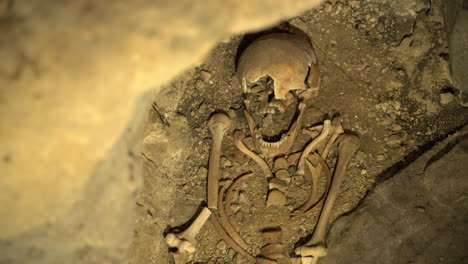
[[211, 214, 257, 263], [297, 120, 331, 175], [207, 113, 231, 209], [295, 134, 360, 263], [218, 186, 250, 250], [234, 129, 272, 178]]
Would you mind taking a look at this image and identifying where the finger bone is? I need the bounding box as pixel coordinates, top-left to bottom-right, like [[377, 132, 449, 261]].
[[165, 207, 211, 253]]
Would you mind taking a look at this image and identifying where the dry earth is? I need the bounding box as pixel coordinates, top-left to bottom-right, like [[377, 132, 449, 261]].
[[131, 0, 468, 263]]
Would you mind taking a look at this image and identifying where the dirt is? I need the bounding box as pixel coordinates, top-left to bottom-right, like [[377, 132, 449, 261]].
[[131, 0, 468, 263]]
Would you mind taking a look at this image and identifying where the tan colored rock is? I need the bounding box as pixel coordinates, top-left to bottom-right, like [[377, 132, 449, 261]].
[[0, 0, 325, 239]]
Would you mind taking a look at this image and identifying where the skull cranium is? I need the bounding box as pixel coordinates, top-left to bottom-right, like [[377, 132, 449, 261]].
[[236, 31, 320, 158]]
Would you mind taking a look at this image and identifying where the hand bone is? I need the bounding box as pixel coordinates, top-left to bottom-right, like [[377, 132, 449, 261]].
[[165, 207, 212, 254], [295, 134, 360, 263], [207, 113, 231, 209]]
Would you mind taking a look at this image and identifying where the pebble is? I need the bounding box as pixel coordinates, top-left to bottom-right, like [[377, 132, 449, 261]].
[[390, 123, 402, 131], [200, 70, 212, 82], [440, 92, 455, 104], [380, 116, 393, 126], [231, 203, 240, 214], [266, 190, 286, 207], [349, 1, 361, 9], [227, 249, 237, 260], [361, 169, 368, 175], [376, 154, 386, 161], [195, 80, 205, 90], [197, 167, 208, 179], [221, 157, 232, 168], [386, 134, 403, 148], [216, 240, 227, 251], [354, 151, 368, 163], [239, 191, 251, 208]]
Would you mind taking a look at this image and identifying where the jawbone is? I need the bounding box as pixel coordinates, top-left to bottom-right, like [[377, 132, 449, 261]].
[[244, 101, 306, 159]]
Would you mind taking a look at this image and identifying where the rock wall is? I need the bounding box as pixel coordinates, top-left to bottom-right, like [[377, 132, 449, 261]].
[[322, 126, 468, 263], [0, 0, 324, 263]]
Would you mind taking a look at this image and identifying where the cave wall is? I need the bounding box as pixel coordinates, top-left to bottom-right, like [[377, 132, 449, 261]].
[[0, 0, 324, 263]]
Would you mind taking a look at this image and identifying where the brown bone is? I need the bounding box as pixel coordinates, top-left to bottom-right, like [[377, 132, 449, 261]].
[[295, 134, 360, 263], [207, 113, 231, 209], [233, 130, 272, 178]]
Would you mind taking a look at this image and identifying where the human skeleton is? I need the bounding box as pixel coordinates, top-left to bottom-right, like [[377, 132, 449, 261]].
[[164, 29, 360, 264]]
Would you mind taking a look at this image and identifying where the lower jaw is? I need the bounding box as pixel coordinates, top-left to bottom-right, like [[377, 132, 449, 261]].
[[253, 130, 296, 159]]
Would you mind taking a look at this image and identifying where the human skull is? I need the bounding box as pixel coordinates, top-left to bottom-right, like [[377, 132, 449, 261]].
[[236, 32, 320, 158]]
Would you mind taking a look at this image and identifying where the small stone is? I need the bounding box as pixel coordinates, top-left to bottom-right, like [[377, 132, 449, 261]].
[[239, 191, 251, 208], [380, 116, 393, 126], [200, 70, 212, 82], [354, 151, 368, 163], [197, 167, 208, 179], [390, 123, 402, 131], [227, 249, 236, 260], [440, 92, 455, 104], [266, 190, 286, 207], [415, 206, 426, 213], [349, 0, 360, 9], [376, 154, 386, 161], [216, 240, 227, 251], [273, 157, 288, 171], [361, 169, 368, 175], [386, 134, 403, 148], [221, 157, 232, 168], [231, 203, 240, 214], [195, 80, 205, 90], [198, 103, 208, 113], [324, 3, 332, 13]]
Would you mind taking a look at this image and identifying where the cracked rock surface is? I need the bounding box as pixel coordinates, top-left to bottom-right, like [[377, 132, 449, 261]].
[[322, 126, 468, 264]]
